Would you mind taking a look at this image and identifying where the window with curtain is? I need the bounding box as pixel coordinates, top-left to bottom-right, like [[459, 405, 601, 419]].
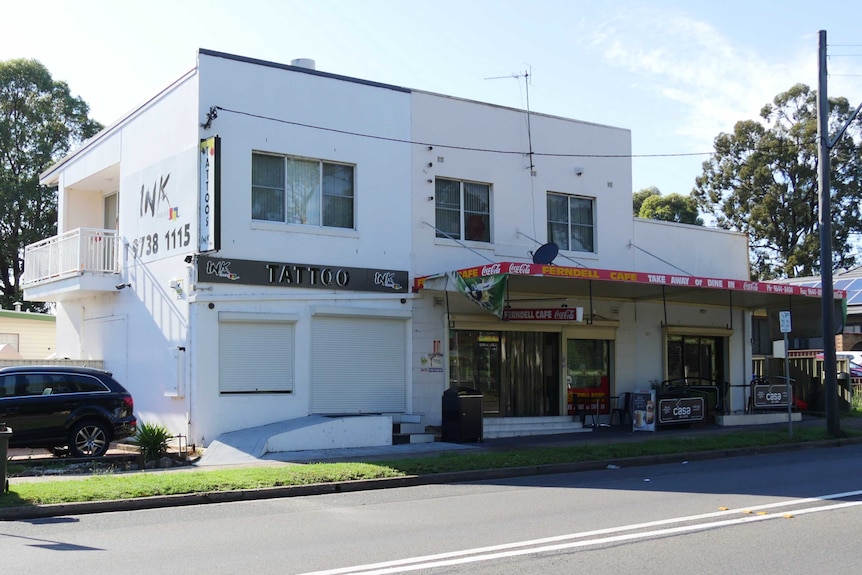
[[435, 178, 491, 242], [547, 192, 595, 252], [252, 152, 354, 228]]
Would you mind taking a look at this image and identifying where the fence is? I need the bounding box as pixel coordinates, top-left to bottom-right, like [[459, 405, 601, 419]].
[[23, 228, 119, 287]]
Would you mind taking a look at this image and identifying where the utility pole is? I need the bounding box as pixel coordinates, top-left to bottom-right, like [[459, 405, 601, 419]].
[[818, 30, 839, 436], [818, 29, 862, 436]]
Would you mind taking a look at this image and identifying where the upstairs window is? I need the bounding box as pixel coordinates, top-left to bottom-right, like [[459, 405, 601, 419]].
[[547, 192, 595, 252], [435, 178, 491, 242], [252, 152, 354, 228]]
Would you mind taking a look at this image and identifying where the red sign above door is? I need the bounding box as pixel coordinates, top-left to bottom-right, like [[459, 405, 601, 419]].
[[502, 307, 584, 322]]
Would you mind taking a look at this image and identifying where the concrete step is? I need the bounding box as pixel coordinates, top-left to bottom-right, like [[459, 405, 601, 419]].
[[393, 433, 436, 445], [396, 422, 427, 435], [483, 416, 590, 439]]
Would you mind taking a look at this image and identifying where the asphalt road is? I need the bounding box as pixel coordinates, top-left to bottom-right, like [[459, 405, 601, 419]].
[[2, 443, 861, 574]]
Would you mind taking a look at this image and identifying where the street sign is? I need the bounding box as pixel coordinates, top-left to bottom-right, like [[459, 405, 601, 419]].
[[779, 310, 792, 333]]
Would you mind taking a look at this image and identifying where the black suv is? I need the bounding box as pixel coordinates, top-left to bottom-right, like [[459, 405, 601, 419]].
[[0, 366, 137, 457]]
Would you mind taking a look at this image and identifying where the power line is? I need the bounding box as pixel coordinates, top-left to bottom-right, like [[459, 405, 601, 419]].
[[213, 106, 713, 159], [212, 106, 862, 160]]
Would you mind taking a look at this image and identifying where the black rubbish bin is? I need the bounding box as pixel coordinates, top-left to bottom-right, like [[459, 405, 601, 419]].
[[0, 424, 11, 495], [442, 386, 483, 443]]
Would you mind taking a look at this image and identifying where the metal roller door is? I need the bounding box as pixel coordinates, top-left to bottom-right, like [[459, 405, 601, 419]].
[[311, 316, 406, 413], [219, 318, 295, 394]]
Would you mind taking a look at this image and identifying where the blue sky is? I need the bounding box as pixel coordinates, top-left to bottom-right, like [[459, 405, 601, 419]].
[[3, 0, 861, 200]]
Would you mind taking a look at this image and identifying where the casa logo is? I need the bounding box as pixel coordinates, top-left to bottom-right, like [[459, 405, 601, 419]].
[[481, 263, 502, 276]]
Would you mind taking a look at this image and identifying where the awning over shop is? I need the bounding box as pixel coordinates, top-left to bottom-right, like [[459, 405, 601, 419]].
[[414, 262, 846, 337]]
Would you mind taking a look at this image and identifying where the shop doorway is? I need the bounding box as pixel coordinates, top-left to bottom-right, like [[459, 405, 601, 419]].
[[666, 334, 725, 383], [449, 330, 560, 417]]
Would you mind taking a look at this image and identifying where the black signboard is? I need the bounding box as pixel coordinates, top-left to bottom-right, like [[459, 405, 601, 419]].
[[752, 384, 790, 409], [658, 396, 705, 424], [197, 255, 409, 293]]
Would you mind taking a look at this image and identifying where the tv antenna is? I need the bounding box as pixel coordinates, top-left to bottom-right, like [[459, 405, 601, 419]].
[[485, 67, 534, 171]]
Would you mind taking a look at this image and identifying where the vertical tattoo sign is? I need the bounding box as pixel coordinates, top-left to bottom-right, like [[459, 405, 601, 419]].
[[199, 136, 221, 252]]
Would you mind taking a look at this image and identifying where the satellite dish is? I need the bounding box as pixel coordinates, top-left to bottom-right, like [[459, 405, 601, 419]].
[[532, 242, 559, 265]]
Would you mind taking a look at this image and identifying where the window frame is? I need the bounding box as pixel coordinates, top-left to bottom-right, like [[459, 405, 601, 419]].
[[434, 177, 492, 243], [252, 151, 355, 229], [547, 192, 596, 253]]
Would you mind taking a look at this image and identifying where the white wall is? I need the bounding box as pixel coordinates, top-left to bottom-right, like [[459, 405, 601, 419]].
[[177, 53, 416, 443], [55, 133, 121, 232], [410, 90, 633, 277], [632, 218, 750, 278], [52, 72, 200, 438], [195, 53, 413, 269]]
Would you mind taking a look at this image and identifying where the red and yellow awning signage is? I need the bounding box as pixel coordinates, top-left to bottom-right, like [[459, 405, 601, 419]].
[[415, 262, 843, 300]]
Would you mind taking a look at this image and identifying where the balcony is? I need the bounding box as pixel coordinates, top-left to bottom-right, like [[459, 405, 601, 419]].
[[23, 228, 121, 302]]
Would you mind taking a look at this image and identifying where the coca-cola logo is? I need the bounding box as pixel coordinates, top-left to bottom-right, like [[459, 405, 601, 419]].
[[553, 309, 577, 320], [481, 263, 502, 276], [508, 263, 531, 274]]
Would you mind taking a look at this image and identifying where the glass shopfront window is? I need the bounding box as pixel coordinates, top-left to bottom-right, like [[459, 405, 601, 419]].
[[666, 335, 723, 382], [566, 338, 611, 415], [449, 330, 561, 417], [449, 331, 501, 414]]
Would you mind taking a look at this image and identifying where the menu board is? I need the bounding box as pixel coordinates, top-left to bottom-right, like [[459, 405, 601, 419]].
[[752, 384, 790, 409], [658, 396, 705, 424], [631, 389, 656, 432]]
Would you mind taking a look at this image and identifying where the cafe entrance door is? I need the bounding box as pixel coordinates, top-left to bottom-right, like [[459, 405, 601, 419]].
[[449, 330, 561, 417]]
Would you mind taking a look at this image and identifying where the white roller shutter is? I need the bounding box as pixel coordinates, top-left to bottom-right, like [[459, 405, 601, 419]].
[[311, 316, 406, 413], [219, 316, 295, 394]]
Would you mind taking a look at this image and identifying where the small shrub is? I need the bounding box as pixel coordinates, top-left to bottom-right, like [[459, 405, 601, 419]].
[[851, 390, 862, 415], [133, 422, 172, 462]]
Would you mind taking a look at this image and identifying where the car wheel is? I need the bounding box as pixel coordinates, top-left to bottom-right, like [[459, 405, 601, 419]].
[[69, 420, 111, 458]]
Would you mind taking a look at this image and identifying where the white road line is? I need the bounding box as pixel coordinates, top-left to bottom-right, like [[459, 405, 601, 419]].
[[297, 489, 862, 575]]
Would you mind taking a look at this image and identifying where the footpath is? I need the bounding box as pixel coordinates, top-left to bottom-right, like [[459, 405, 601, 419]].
[[3, 415, 862, 521]]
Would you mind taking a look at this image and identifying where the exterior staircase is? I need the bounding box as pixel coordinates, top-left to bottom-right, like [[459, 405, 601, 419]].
[[392, 413, 436, 444], [482, 416, 591, 439], [393, 414, 592, 444]]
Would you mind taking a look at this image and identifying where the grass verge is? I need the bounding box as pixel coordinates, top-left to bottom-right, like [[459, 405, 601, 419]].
[[1, 425, 859, 510]]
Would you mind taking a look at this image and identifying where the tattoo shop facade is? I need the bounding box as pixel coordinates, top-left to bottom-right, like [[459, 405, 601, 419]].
[[25, 50, 420, 450]]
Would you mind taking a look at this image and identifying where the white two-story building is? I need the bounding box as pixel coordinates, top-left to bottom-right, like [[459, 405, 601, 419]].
[[25, 49, 836, 452]]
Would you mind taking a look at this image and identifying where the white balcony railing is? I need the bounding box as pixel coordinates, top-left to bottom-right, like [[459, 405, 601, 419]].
[[23, 227, 120, 288]]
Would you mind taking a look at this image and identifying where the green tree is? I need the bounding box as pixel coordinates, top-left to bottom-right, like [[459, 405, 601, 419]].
[[639, 193, 703, 225], [693, 83, 862, 280], [632, 186, 661, 216], [0, 59, 102, 310]]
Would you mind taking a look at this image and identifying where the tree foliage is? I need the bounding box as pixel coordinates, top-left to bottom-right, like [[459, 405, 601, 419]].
[[638, 191, 703, 225], [693, 83, 862, 280], [632, 186, 661, 216], [0, 59, 102, 310]]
